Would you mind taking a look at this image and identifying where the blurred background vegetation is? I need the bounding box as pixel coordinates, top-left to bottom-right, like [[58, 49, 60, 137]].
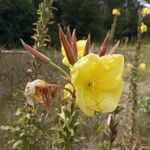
[[0, 0, 150, 49]]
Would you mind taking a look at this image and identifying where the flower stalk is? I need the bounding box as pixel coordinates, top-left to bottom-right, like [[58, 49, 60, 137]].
[[30, 0, 54, 79], [21, 26, 124, 149], [32, 0, 54, 51], [129, 9, 142, 148], [110, 15, 118, 45]]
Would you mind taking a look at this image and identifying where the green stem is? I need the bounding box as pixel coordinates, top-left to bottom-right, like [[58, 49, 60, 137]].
[[47, 83, 74, 95], [109, 141, 113, 150], [48, 60, 70, 79], [63, 142, 73, 150]]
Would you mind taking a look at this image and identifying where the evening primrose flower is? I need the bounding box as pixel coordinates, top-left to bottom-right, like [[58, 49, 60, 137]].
[[139, 63, 146, 70], [112, 8, 121, 16], [142, 7, 150, 16], [24, 79, 50, 111], [71, 53, 124, 116], [140, 23, 148, 33], [61, 40, 86, 66]]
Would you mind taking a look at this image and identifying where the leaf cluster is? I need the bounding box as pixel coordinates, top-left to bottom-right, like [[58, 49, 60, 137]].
[[52, 106, 85, 149]]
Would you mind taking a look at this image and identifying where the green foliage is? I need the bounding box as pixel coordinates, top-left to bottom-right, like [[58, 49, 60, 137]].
[[138, 98, 150, 114], [52, 106, 84, 149], [0, 106, 53, 150], [0, 104, 85, 149], [116, 6, 139, 39]]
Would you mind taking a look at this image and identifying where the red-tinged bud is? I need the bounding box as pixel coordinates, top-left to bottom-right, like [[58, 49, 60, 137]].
[[59, 26, 76, 65], [99, 31, 110, 56], [21, 39, 50, 64], [84, 33, 91, 56], [71, 29, 78, 58], [108, 41, 120, 55], [66, 26, 72, 44]]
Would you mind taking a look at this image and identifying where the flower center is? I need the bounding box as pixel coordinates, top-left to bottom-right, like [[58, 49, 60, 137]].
[[87, 82, 92, 87], [87, 81, 95, 90]]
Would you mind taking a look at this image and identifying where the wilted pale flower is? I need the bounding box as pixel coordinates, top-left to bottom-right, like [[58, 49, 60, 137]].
[[140, 23, 148, 33], [139, 63, 146, 70], [142, 7, 150, 16], [71, 53, 124, 116], [112, 8, 121, 16], [24, 79, 50, 111], [61, 40, 86, 66]]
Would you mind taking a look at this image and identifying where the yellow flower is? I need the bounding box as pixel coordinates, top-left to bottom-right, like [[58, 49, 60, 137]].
[[71, 53, 124, 116], [112, 8, 121, 16], [61, 40, 86, 66], [139, 63, 146, 70], [24, 79, 48, 106], [142, 8, 150, 16], [63, 83, 74, 100], [140, 23, 148, 33]]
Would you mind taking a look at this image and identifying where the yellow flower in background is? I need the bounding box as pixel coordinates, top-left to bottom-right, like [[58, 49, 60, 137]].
[[61, 40, 86, 66], [63, 83, 74, 100], [71, 53, 124, 116], [140, 23, 148, 33], [142, 8, 150, 16], [76, 40, 87, 57], [112, 8, 121, 16], [24, 79, 48, 106], [139, 63, 146, 70], [62, 57, 71, 67]]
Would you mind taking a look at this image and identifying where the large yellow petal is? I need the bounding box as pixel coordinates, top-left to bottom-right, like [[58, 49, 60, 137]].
[[97, 79, 123, 112], [76, 88, 95, 116], [97, 54, 124, 90]]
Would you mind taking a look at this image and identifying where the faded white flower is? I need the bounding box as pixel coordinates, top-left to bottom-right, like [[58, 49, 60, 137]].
[[24, 79, 48, 106]]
